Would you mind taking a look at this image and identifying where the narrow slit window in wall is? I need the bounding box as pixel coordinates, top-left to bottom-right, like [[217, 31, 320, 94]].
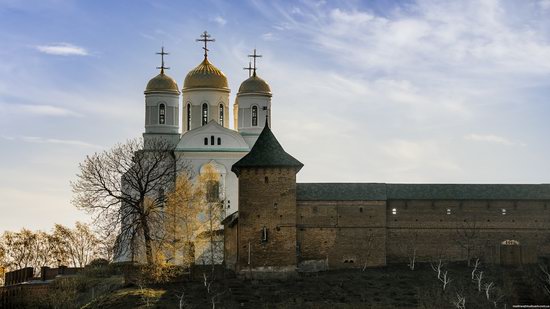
[[186, 103, 191, 130], [217, 137, 221, 145], [211, 135, 214, 145], [261, 226, 268, 243], [204, 137, 208, 145], [219, 104, 224, 126], [159, 104, 166, 124], [202, 103, 208, 125], [252, 106, 258, 126]]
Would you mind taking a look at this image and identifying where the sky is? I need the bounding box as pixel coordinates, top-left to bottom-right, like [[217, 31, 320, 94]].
[[1, 0, 550, 233]]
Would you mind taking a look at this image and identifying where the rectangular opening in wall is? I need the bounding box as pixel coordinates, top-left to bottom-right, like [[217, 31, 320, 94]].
[[261, 226, 268, 243]]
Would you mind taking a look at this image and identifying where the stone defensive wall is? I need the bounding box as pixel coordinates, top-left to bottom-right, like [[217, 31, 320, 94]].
[[296, 183, 550, 268]]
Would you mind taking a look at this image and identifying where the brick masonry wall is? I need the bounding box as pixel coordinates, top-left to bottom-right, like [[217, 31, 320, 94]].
[[226, 180, 550, 271], [386, 199, 550, 264], [296, 201, 387, 268], [236, 168, 298, 270], [224, 223, 238, 270]]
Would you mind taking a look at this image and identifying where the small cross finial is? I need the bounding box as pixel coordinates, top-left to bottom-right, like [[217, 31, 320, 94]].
[[243, 61, 253, 77], [248, 48, 262, 76], [196, 31, 215, 59], [156, 46, 169, 74]]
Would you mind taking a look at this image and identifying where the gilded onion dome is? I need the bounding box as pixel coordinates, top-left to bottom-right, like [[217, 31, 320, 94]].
[[145, 72, 180, 94], [238, 73, 271, 95], [183, 58, 229, 90]]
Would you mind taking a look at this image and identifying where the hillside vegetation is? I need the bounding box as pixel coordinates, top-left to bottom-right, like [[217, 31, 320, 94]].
[[77, 263, 549, 309]]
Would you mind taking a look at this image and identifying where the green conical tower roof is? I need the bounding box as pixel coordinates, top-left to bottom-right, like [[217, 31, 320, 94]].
[[232, 121, 303, 176]]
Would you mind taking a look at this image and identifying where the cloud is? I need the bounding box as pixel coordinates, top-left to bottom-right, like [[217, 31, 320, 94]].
[[3, 135, 102, 148], [380, 139, 461, 173], [35, 43, 89, 56], [540, 0, 550, 10], [464, 134, 517, 146], [16, 104, 81, 116], [261, 32, 277, 41], [212, 16, 227, 26]]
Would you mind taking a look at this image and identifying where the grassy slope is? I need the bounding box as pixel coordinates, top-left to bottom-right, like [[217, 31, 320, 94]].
[[81, 263, 550, 309]]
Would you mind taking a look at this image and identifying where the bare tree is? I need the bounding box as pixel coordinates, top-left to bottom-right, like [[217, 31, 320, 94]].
[[431, 259, 452, 290], [194, 163, 225, 269], [53, 223, 101, 267], [178, 288, 186, 309], [0, 244, 6, 286], [431, 259, 443, 280], [455, 219, 480, 267], [440, 270, 452, 291], [406, 231, 419, 270], [72, 138, 177, 265], [33, 231, 56, 269], [163, 173, 202, 266], [470, 258, 480, 280], [202, 272, 227, 309], [1, 229, 38, 270], [94, 226, 117, 262], [483, 282, 494, 300], [451, 293, 466, 309], [474, 270, 484, 292], [539, 264, 550, 296]]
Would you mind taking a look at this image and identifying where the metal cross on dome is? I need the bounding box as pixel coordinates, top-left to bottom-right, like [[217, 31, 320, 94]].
[[156, 46, 170, 74], [248, 48, 262, 76], [196, 31, 215, 59], [243, 61, 253, 77]]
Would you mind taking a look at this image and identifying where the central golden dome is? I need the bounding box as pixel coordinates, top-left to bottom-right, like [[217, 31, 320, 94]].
[[183, 58, 228, 90], [145, 72, 180, 94]]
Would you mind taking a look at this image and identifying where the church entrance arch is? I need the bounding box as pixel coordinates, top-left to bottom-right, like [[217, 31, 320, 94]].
[[500, 240, 521, 266]]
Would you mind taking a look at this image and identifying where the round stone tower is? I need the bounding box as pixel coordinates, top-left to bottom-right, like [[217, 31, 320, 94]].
[[231, 121, 303, 273]]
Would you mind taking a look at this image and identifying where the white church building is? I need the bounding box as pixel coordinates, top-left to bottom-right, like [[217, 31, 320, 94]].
[[121, 32, 272, 263]]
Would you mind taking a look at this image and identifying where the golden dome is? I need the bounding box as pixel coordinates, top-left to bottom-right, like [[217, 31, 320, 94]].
[[238, 74, 271, 95], [183, 58, 229, 90], [145, 72, 180, 94]]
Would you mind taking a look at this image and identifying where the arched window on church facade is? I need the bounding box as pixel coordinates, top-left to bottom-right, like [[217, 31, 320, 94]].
[[219, 104, 224, 126], [202, 103, 208, 125], [252, 106, 258, 126], [159, 103, 166, 124], [186, 103, 191, 131], [206, 180, 220, 202]]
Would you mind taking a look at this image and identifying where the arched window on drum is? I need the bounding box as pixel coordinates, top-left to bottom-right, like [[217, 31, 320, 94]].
[[252, 106, 258, 126], [159, 103, 166, 124], [202, 103, 208, 125]]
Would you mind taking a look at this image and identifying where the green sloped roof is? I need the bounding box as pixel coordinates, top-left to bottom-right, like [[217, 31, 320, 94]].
[[386, 184, 550, 200], [232, 122, 303, 175], [297, 183, 387, 201], [296, 183, 550, 201]]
